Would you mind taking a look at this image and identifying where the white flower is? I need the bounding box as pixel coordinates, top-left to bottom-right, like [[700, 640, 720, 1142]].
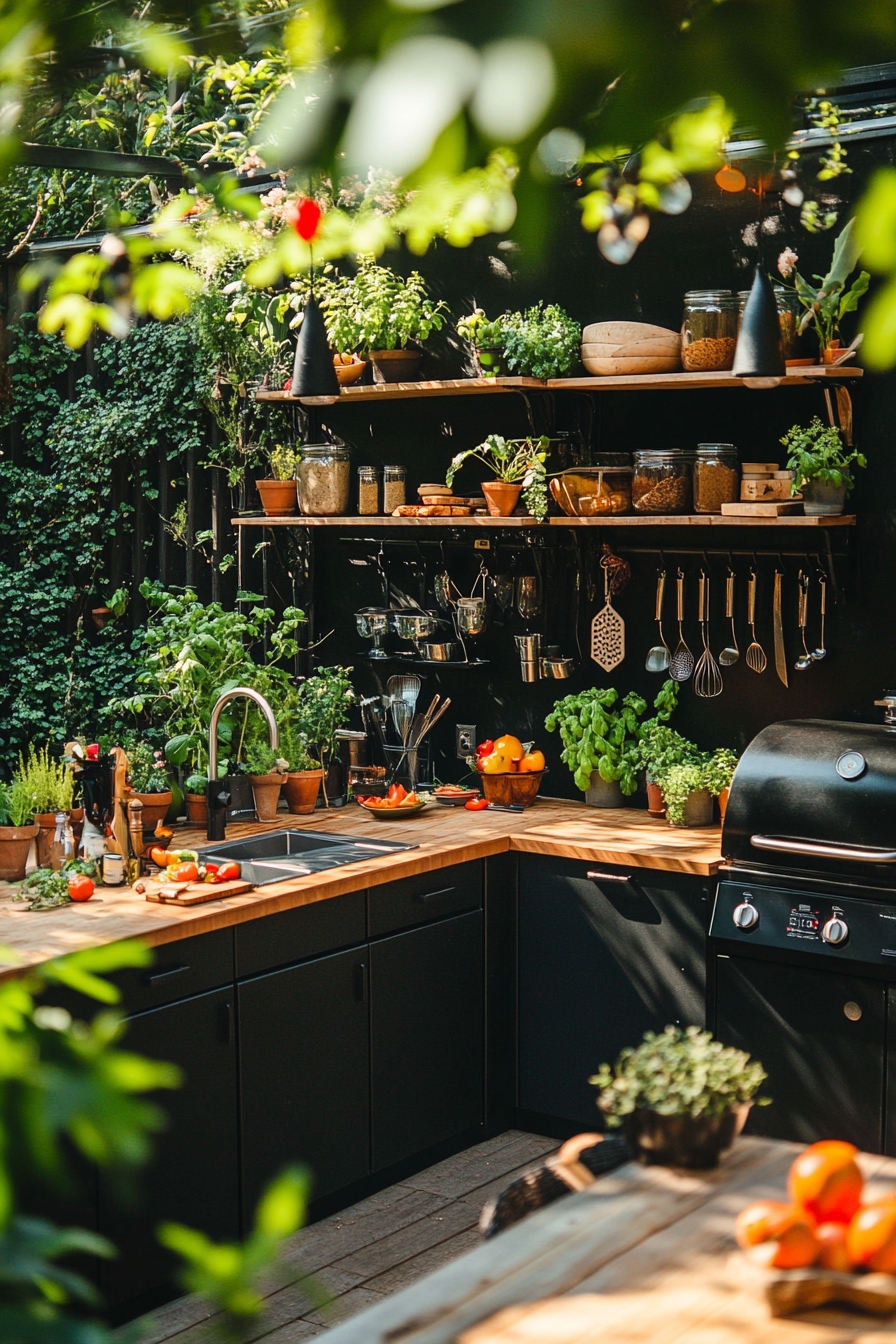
[[778, 247, 798, 278]]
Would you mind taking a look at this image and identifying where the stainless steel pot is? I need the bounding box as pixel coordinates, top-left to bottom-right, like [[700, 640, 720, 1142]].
[[422, 641, 461, 661], [542, 657, 574, 679], [390, 611, 439, 641]]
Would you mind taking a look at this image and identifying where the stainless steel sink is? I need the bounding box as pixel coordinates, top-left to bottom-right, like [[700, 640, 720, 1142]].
[[200, 828, 416, 885]]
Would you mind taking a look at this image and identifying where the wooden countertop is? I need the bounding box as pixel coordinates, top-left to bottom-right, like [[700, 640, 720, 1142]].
[[320, 1137, 896, 1344], [0, 800, 721, 978]]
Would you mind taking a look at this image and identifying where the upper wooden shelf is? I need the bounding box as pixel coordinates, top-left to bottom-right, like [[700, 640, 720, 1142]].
[[233, 513, 856, 529], [256, 365, 861, 405]]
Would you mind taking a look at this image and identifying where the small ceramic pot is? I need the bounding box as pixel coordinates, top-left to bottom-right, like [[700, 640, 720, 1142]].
[[482, 481, 523, 517], [646, 779, 666, 818], [623, 1103, 750, 1169], [134, 791, 173, 834], [185, 792, 208, 826], [250, 773, 284, 822], [256, 479, 298, 517], [0, 823, 39, 881], [283, 770, 324, 815], [585, 773, 624, 808], [369, 349, 422, 384], [801, 479, 847, 516]]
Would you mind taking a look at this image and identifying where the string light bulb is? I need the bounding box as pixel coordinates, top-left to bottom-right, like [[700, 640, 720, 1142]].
[[715, 165, 747, 193]]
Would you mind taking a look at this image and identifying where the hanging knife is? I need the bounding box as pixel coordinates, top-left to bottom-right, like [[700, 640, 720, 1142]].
[[773, 570, 788, 688]]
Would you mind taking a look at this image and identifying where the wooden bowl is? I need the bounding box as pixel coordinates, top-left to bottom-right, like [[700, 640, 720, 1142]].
[[480, 771, 543, 808], [582, 320, 679, 345], [334, 358, 366, 386], [581, 355, 681, 376]]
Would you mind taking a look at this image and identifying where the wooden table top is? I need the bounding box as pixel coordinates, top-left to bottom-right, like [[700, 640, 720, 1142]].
[[321, 1137, 896, 1344], [0, 799, 722, 978]]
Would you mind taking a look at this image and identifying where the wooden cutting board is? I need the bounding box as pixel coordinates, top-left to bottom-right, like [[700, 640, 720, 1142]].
[[145, 879, 253, 906], [720, 500, 803, 516]]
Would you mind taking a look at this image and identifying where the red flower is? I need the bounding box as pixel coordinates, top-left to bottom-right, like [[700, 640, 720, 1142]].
[[288, 198, 322, 242]]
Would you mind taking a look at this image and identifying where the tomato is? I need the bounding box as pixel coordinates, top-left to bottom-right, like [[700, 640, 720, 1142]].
[[215, 862, 241, 882], [788, 1140, 863, 1225], [67, 874, 94, 902], [735, 1200, 819, 1269], [847, 1201, 896, 1272], [476, 740, 494, 758], [465, 797, 489, 810], [168, 862, 199, 883], [478, 751, 509, 775], [518, 750, 546, 773], [816, 1221, 852, 1272]]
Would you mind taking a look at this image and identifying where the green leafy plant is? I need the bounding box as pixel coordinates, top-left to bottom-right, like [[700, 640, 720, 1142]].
[[456, 308, 506, 349], [0, 780, 36, 828], [546, 682, 677, 795], [315, 256, 448, 353], [289, 668, 355, 801], [268, 443, 302, 481], [127, 740, 171, 794], [446, 434, 550, 520], [14, 867, 72, 911], [590, 1025, 770, 1125], [781, 417, 867, 495], [704, 747, 738, 796], [279, 724, 318, 773], [501, 303, 581, 378], [244, 742, 287, 776], [637, 724, 701, 780], [657, 748, 736, 826], [16, 744, 74, 815], [777, 218, 870, 351], [185, 772, 209, 794]]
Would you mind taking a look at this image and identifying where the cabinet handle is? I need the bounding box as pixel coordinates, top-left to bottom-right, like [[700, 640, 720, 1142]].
[[353, 962, 368, 1003], [413, 886, 456, 903], [219, 1000, 234, 1043], [585, 871, 632, 884], [144, 964, 190, 985]]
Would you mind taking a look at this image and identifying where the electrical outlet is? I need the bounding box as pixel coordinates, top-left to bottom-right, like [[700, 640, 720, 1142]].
[[456, 724, 476, 759]]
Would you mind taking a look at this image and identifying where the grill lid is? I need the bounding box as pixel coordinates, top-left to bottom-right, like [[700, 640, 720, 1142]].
[[722, 719, 896, 883]]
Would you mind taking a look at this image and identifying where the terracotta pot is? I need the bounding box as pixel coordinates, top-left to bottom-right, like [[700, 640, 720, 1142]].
[[256, 478, 298, 517], [646, 780, 666, 818], [134, 791, 173, 834], [283, 770, 324, 814], [480, 770, 543, 809], [0, 823, 39, 881], [718, 786, 730, 822], [70, 806, 84, 843], [822, 339, 842, 364], [91, 606, 113, 630], [34, 812, 65, 868], [185, 792, 208, 826], [482, 480, 523, 517], [585, 773, 624, 808], [250, 773, 284, 822], [369, 349, 422, 384], [623, 1103, 750, 1169]]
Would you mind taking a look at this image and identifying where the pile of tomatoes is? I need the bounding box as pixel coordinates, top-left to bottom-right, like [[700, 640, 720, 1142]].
[[474, 735, 544, 775], [736, 1139, 896, 1272], [148, 847, 241, 884], [356, 784, 421, 809]]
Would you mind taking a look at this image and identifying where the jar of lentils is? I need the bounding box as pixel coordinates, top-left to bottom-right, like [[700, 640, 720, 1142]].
[[693, 444, 739, 514], [681, 290, 738, 371], [632, 450, 691, 514]]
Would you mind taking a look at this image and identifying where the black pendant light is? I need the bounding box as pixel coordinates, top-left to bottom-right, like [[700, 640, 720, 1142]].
[[290, 293, 339, 399], [733, 263, 785, 387]]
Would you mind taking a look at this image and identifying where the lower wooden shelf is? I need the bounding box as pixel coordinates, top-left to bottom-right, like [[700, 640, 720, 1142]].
[[233, 513, 856, 529]]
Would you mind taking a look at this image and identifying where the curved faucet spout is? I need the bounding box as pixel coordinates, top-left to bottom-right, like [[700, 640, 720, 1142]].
[[206, 687, 279, 841]]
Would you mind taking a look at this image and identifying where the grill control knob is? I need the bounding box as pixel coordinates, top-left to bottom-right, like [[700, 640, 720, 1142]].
[[733, 902, 759, 930], [822, 916, 849, 946]]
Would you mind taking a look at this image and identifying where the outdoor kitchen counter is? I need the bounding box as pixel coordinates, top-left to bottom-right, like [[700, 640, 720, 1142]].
[[0, 799, 721, 977]]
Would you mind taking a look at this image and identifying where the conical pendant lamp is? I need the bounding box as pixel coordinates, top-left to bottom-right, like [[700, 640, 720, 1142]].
[[290, 293, 339, 399], [733, 264, 785, 387]]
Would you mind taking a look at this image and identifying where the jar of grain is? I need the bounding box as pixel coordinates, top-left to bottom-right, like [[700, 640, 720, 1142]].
[[296, 444, 351, 516], [693, 443, 739, 513], [382, 464, 407, 514], [357, 466, 379, 515], [632, 450, 691, 514], [681, 290, 738, 371]]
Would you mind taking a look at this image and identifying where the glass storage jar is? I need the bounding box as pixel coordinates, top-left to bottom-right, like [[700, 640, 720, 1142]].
[[296, 444, 351, 516], [549, 466, 632, 516], [632, 450, 691, 514], [357, 465, 379, 515], [680, 290, 738, 371], [693, 443, 739, 513], [737, 285, 801, 361], [382, 464, 407, 514]]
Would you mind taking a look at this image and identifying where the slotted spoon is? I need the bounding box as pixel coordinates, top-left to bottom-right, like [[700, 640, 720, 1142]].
[[669, 569, 694, 682], [718, 570, 740, 666], [745, 569, 768, 674], [645, 569, 671, 672], [693, 571, 723, 698]]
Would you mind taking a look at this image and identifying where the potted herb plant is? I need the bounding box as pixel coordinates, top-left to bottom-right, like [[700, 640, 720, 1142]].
[[590, 1025, 770, 1168], [777, 218, 870, 362], [256, 443, 301, 517], [706, 748, 739, 821], [279, 722, 324, 815], [0, 778, 39, 881], [545, 687, 647, 807], [637, 725, 698, 817], [18, 744, 74, 868], [291, 667, 355, 806], [446, 434, 550, 519], [457, 308, 509, 378], [781, 417, 866, 516], [125, 739, 173, 834], [501, 302, 581, 378], [245, 743, 288, 822], [184, 772, 209, 826]]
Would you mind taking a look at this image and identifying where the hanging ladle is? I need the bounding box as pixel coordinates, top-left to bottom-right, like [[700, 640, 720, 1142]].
[[645, 569, 671, 672], [794, 570, 813, 672], [810, 572, 827, 661], [718, 569, 740, 667]]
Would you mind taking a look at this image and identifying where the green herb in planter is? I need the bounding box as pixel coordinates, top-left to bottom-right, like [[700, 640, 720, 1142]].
[[590, 1025, 770, 1124], [781, 417, 866, 495], [316, 257, 447, 353], [17, 744, 74, 815], [502, 303, 581, 378], [456, 309, 506, 350], [244, 742, 287, 776], [0, 780, 35, 828], [777, 218, 870, 354], [269, 443, 302, 481], [127, 740, 171, 794], [446, 434, 550, 520], [185, 772, 208, 794], [546, 681, 678, 795]]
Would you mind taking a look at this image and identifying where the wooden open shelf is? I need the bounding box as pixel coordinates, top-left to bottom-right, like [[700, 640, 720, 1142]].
[[256, 365, 862, 405], [233, 513, 856, 529]]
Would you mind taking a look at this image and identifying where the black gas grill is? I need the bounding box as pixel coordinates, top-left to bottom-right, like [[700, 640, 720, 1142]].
[[710, 718, 896, 1155]]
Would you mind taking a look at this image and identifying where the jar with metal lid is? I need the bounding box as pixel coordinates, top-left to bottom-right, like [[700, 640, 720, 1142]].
[[693, 443, 739, 514], [296, 443, 351, 516], [357, 465, 379, 515], [632, 450, 691, 514], [737, 285, 801, 361], [382, 464, 407, 514], [681, 290, 738, 371]]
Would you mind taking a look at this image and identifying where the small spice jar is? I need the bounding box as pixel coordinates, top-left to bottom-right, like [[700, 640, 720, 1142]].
[[681, 290, 738, 371], [632, 450, 691, 514], [382, 464, 407, 514], [693, 443, 739, 514], [296, 444, 351, 516], [357, 466, 379, 515]]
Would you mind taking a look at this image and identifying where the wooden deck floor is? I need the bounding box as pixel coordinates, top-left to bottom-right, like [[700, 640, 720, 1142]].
[[130, 1130, 557, 1344]]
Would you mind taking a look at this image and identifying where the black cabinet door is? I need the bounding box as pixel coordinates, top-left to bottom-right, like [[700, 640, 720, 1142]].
[[98, 985, 240, 1317], [715, 954, 885, 1153], [370, 910, 484, 1170], [518, 856, 709, 1126], [239, 946, 370, 1212]]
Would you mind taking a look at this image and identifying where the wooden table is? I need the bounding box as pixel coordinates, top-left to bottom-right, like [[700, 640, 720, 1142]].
[[321, 1137, 896, 1344]]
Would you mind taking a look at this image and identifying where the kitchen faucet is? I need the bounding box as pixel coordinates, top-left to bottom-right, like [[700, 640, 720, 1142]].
[[207, 687, 279, 842]]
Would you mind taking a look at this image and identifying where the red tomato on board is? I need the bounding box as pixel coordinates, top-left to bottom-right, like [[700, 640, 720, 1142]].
[[67, 874, 94, 901]]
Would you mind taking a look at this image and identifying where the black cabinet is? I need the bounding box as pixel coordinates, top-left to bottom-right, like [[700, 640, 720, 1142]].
[[239, 945, 370, 1211], [518, 855, 709, 1126], [715, 953, 885, 1153], [370, 909, 484, 1170], [98, 985, 240, 1317]]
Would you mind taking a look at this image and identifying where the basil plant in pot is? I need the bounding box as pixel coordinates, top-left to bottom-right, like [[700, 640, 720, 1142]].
[[591, 1025, 770, 1169], [446, 434, 550, 519], [782, 417, 866, 516]]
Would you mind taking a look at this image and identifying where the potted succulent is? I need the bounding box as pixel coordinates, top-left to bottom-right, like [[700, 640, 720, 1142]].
[[17, 744, 74, 868], [256, 443, 301, 517], [279, 723, 324, 815], [0, 777, 39, 881], [590, 1025, 770, 1168], [125, 739, 173, 834], [446, 434, 550, 519], [245, 742, 288, 822], [545, 687, 648, 807], [457, 308, 509, 378], [781, 417, 866, 516], [776, 218, 869, 362]]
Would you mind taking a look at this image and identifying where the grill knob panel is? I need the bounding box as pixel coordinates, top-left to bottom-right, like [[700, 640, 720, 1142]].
[[733, 902, 759, 930], [822, 916, 849, 946]]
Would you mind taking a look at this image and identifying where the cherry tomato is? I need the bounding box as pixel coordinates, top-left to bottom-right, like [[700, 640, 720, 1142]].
[[67, 874, 94, 902], [215, 862, 241, 882], [465, 797, 489, 810], [476, 739, 495, 758], [169, 862, 199, 883]]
